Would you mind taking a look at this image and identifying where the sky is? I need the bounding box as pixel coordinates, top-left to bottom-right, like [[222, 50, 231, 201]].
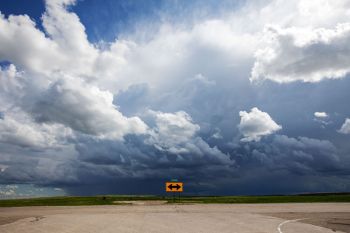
[[0, 0, 350, 198]]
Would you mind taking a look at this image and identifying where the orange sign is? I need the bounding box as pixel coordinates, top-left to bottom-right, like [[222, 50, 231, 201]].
[[166, 182, 183, 192]]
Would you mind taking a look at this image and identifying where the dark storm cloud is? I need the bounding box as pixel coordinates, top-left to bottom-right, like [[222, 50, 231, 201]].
[[232, 135, 341, 174], [54, 132, 349, 195]]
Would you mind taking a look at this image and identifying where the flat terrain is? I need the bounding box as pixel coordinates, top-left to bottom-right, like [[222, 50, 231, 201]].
[[0, 203, 349, 233], [1, 194, 350, 207]]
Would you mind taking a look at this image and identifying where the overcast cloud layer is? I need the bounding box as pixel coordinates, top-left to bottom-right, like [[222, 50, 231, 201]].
[[0, 0, 350, 196]]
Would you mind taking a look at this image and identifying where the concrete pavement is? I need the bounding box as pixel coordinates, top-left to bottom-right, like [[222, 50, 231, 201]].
[[0, 203, 349, 233]]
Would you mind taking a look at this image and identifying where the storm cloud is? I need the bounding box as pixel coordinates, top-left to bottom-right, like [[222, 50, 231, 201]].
[[0, 0, 350, 196]]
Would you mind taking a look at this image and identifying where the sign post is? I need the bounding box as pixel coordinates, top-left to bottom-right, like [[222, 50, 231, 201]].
[[165, 181, 183, 203]]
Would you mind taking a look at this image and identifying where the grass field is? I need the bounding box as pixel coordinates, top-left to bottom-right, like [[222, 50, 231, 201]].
[[0, 194, 350, 207]]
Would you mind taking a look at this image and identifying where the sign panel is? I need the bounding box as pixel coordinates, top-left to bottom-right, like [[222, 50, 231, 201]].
[[166, 182, 183, 192]]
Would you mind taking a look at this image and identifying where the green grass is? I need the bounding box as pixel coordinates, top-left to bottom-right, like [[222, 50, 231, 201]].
[[0, 194, 349, 207], [0, 195, 162, 207], [174, 194, 350, 204]]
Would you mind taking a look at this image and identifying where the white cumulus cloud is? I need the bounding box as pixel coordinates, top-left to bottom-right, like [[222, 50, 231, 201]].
[[32, 76, 148, 140], [314, 112, 328, 118], [238, 107, 282, 142], [147, 111, 200, 153], [338, 118, 350, 134], [251, 23, 350, 83]]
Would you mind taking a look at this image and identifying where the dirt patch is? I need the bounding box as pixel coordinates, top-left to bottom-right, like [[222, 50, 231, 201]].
[[265, 212, 350, 233], [30, 216, 45, 222], [0, 216, 34, 225]]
